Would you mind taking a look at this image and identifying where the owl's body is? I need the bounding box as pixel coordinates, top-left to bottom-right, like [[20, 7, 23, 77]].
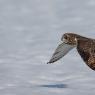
[[48, 33, 95, 71]]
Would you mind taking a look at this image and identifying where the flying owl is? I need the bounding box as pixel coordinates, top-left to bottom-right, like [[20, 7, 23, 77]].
[[47, 33, 95, 70]]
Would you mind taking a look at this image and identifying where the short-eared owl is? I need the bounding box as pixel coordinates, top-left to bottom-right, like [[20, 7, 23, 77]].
[[47, 33, 95, 70]]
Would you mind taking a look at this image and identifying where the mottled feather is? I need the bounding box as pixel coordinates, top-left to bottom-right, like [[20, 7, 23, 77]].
[[77, 39, 95, 70]]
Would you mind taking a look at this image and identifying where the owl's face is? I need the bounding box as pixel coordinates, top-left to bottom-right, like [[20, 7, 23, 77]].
[[61, 33, 78, 45]]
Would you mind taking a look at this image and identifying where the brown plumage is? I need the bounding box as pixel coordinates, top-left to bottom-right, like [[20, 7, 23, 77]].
[[47, 33, 95, 71]]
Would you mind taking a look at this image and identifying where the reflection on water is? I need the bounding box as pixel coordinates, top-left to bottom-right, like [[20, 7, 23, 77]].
[[39, 84, 67, 88]]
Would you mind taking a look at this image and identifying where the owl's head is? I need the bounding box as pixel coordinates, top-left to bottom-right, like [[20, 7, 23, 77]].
[[61, 33, 79, 45]]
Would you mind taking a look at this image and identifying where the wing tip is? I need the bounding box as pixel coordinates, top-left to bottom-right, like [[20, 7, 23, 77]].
[[47, 61, 53, 64], [47, 59, 57, 64], [47, 59, 55, 64], [47, 62, 50, 64]]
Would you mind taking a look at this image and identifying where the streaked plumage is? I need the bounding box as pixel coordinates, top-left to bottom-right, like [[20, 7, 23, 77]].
[[47, 33, 95, 70]]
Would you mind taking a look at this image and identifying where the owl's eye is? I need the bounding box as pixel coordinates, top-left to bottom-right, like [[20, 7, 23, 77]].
[[64, 35, 68, 39], [61, 34, 68, 41]]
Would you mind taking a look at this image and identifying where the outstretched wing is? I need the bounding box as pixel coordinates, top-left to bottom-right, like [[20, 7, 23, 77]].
[[77, 39, 95, 70], [47, 42, 74, 64]]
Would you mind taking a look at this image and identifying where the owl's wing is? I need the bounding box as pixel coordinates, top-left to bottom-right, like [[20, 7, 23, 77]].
[[47, 42, 74, 64], [77, 39, 90, 63], [77, 39, 95, 70]]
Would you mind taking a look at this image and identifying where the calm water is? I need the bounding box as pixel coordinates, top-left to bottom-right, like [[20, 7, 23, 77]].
[[0, 0, 95, 95]]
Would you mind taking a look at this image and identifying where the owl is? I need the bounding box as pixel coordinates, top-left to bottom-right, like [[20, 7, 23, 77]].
[[47, 33, 95, 70]]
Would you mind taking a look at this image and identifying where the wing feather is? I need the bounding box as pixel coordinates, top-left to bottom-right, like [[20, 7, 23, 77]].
[[77, 39, 95, 70], [47, 42, 74, 63]]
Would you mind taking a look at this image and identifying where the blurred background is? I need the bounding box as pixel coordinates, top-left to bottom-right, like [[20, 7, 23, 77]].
[[0, 0, 95, 95]]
